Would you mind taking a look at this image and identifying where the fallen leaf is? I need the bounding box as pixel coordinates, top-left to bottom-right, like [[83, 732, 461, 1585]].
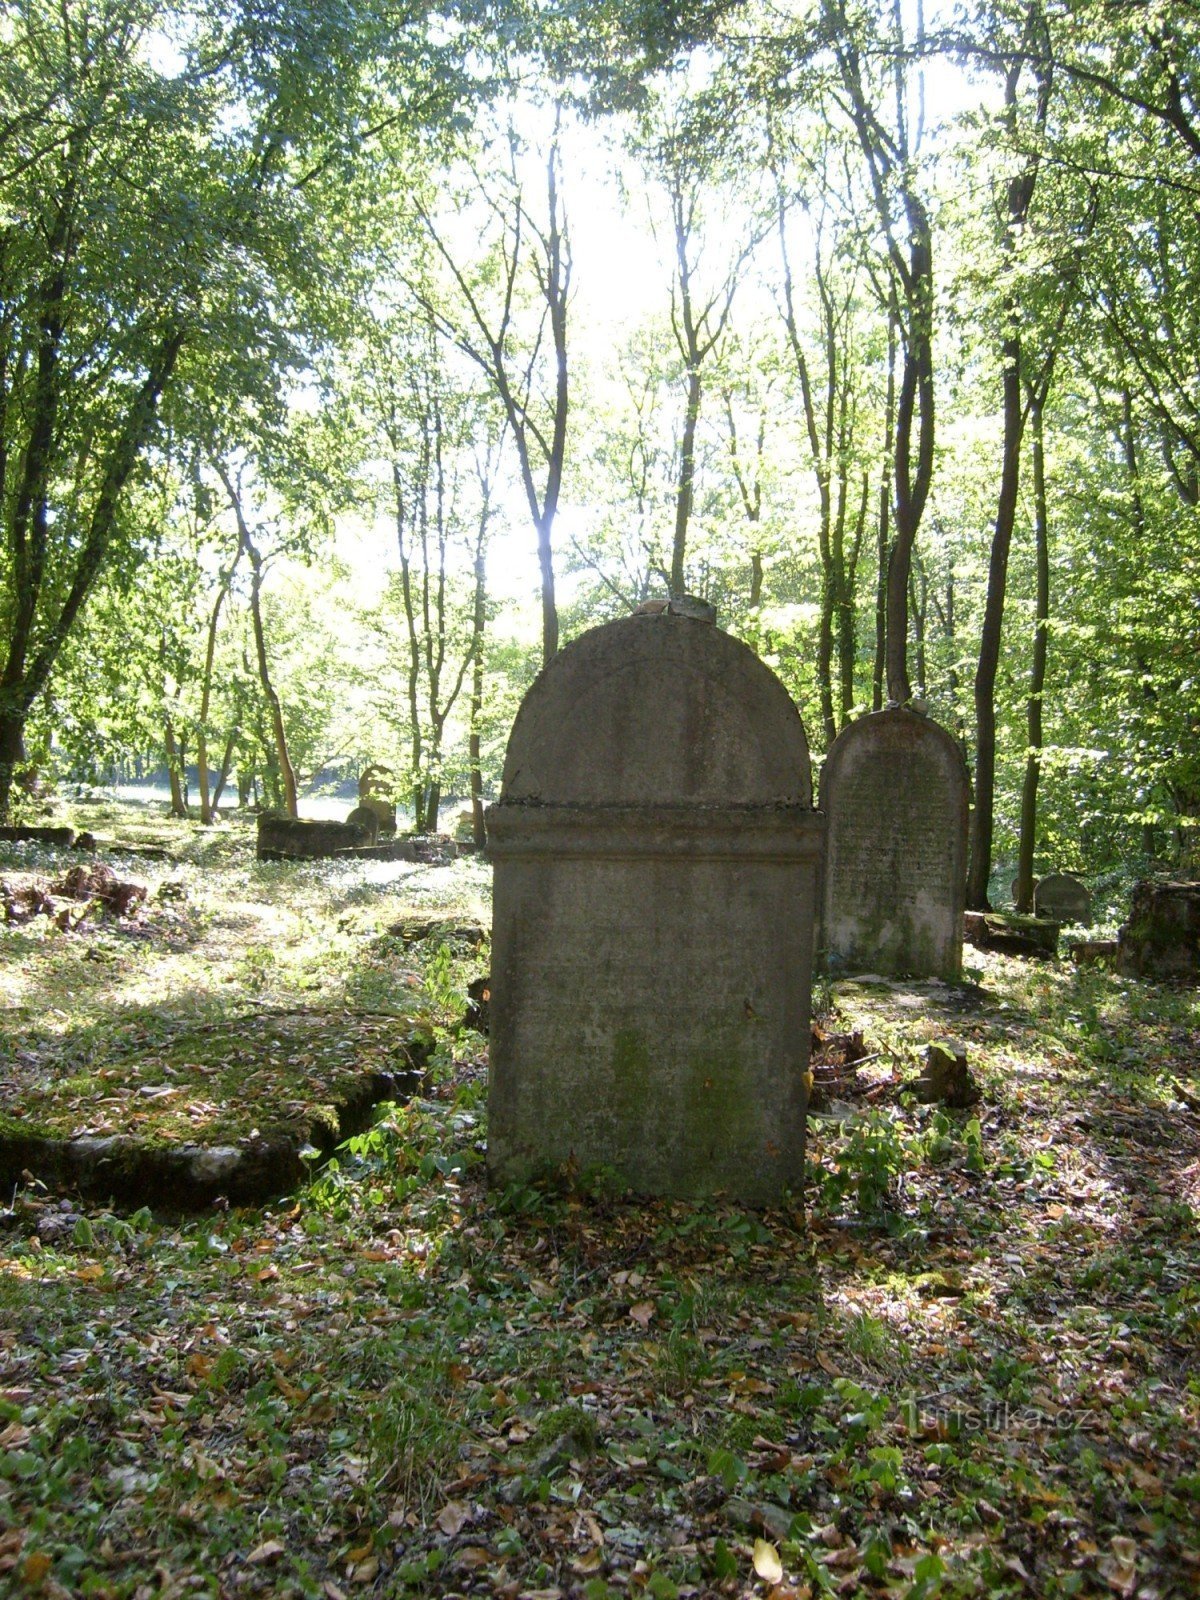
[[754, 1538, 784, 1584], [20, 1551, 53, 1586], [246, 1540, 285, 1565], [629, 1301, 656, 1328], [435, 1499, 472, 1537]]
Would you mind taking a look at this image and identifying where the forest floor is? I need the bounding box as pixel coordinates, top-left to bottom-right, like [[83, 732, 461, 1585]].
[[1, 805, 1199, 1600]]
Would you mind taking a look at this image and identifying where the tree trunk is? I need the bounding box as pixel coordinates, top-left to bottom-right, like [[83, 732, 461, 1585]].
[[1015, 394, 1051, 913], [469, 536, 488, 850], [0, 328, 185, 819], [874, 308, 897, 711], [164, 719, 189, 818], [1119, 388, 1160, 858], [217, 468, 298, 820], [197, 550, 241, 825], [671, 366, 703, 598], [967, 322, 1024, 910]]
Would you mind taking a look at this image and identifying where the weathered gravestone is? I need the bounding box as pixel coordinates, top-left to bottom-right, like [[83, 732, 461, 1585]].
[[1033, 871, 1092, 924], [1116, 880, 1200, 981], [819, 707, 969, 981], [486, 613, 824, 1203]]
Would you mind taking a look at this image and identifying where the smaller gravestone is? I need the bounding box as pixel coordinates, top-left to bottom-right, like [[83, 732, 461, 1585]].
[[1116, 880, 1200, 980], [820, 707, 969, 981], [356, 765, 397, 837], [1033, 872, 1092, 924], [345, 804, 381, 844]]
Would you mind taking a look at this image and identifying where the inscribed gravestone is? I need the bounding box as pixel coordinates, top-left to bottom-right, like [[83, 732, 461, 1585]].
[[486, 613, 824, 1204], [1033, 872, 1092, 924], [819, 707, 969, 981]]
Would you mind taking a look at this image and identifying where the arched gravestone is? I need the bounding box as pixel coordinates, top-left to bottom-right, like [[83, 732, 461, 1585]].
[[486, 614, 824, 1203], [1033, 872, 1092, 924], [819, 707, 969, 981]]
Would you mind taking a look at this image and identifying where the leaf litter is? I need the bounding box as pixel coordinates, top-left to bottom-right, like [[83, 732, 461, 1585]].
[[1, 821, 1198, 1597]]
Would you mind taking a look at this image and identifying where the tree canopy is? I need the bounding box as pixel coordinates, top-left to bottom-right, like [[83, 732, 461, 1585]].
[[1, 0, 1197, 895]]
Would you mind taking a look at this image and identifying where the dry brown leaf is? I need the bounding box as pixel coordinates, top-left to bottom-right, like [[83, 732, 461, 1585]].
[[246, 1539, 285, 1565], [629, 1301, 656, 1328], [435, 1499, 473, 1537]]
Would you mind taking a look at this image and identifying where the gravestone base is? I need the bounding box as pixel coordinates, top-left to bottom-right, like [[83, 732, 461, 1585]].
[[488, 803, 823, 1203]]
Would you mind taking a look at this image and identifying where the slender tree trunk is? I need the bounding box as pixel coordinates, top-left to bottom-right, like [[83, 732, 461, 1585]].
[[0, 328, 185, 818], [910, 551, 928, 698], [211, 733, 237, 815], [967, 322, 1023, 910], [197, 550, 241, 824], [1015, 394, 1051, 913], [874, 308, 897, 710], [469, 538, 487, 850], [839, 472, 870, 720], [967, 40, 1050, 907], [1119, 387, 1160, 858], [672, 367, 703, 597], [246, 558, 296, 818], [217, 467, 297, 819], [164, 718, 189, 817]]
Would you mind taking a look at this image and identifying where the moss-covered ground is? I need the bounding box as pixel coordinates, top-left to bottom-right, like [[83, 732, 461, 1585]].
[[0, 804, 487, 1150]]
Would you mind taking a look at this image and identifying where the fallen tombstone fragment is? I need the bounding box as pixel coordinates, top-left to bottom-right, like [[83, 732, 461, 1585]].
[[909, 1040, 980, 1107], [51, 862, 147, 919], [2, 881, 55, 923], [964, 909, 1059, 958], [0, 824, 77, 847], [1070, 938, 1117, 967]]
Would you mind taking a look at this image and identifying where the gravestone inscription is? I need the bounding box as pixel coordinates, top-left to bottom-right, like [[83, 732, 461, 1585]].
[[486, 613, 823, 1203], [820, 707, 969, 981]]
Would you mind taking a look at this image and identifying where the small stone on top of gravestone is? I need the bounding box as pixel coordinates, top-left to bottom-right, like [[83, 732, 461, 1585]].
[[486, 613, 823, 1204]]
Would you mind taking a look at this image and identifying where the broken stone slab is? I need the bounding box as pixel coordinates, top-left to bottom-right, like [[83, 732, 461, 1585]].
[[1069, 938, 1117, 967], [257, 813, 373, 861], [0, 1063, 423, 1209], [0, 825, 77, 848], [332, 838, 419, 862], [964, 910, 1059, 958], [909, 1041, 980, 1107], [1116, 880, 1200, 981]]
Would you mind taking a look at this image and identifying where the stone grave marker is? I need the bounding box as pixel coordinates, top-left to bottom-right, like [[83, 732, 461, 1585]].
[[1033, 871, 1092, 924], [486, 612, 824, 1203], [819, 707, 969, 981]]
